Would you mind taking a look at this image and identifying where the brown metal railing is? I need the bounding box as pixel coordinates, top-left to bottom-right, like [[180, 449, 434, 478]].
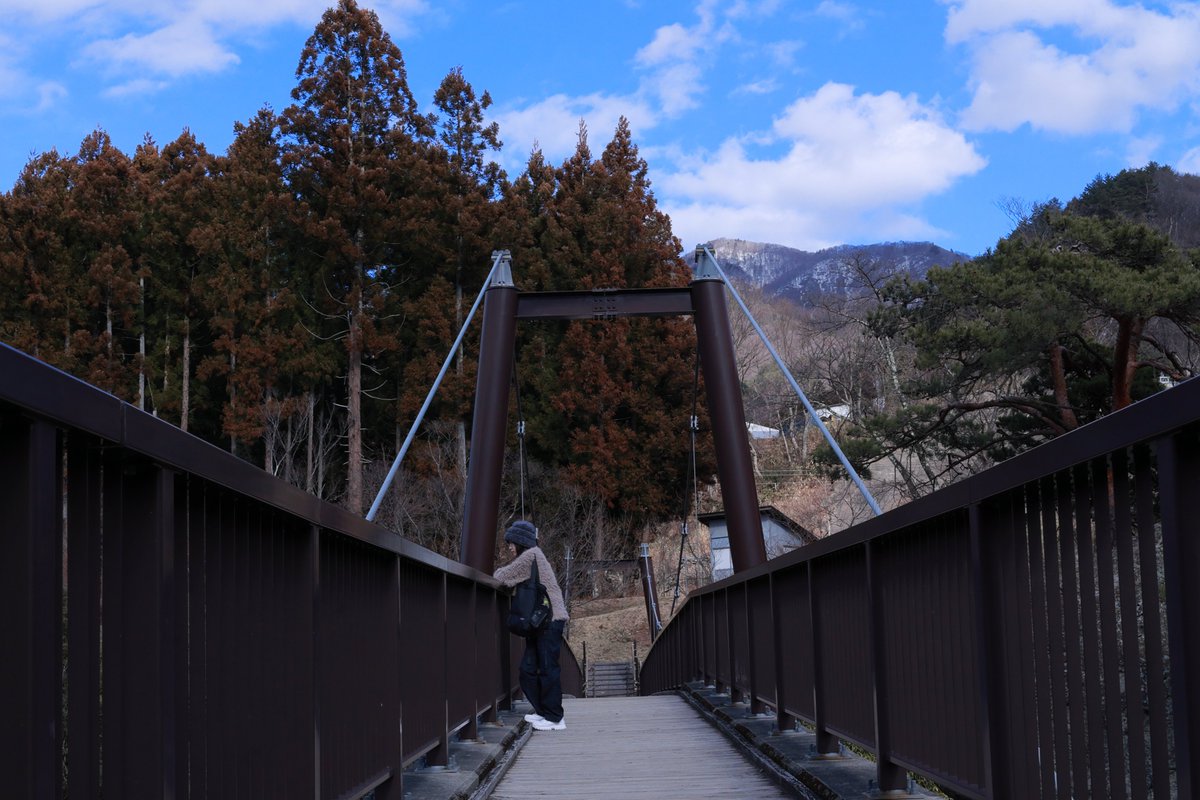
[[642, 376, 1200, 799], [0, 343, 581, 800]]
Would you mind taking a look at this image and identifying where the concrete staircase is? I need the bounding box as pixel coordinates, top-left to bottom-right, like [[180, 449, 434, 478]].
[[586, 660, 637, 697]]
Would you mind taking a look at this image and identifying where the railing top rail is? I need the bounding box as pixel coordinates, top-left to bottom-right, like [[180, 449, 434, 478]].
[[695, 374, 1200, 594], [0, 342, 499, 585]]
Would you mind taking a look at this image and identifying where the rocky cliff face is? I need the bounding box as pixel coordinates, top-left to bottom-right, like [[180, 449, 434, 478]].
[[707, 238, 970, 303]]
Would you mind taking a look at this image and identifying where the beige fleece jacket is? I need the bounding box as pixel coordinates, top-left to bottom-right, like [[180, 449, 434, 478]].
[[493, 546, 569, 622]]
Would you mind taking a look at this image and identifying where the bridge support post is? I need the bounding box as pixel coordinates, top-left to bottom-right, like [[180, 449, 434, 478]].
[[690, 265, 766, 573], [460, 253, 518, 574]]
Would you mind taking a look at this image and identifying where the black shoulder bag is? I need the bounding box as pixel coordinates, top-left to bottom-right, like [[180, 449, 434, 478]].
[[507, 556, 552, 637]]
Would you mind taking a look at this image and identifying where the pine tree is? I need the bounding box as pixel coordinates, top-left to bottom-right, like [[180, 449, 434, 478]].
[[429, 66, 505, 474], [196, 108, 320, 471], [67, 130, 143, 399], [869, 202, 1200, 465], [509, 119, 709, 535], [140, 129, 218, 432], [0, 151, 76, 368], [279, 0, 430, 513]]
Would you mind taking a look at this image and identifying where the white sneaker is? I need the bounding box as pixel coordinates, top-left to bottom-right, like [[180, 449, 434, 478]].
[[531, 717, 566, 731], [523, 713, 544, 723]]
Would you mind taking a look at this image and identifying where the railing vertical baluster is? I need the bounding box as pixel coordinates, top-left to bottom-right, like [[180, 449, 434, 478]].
[[1039, 475, 1072, 800], [726, 588, 740, 700], [866, 540, 906, 792], [426, 574, 450, 767], [1075, 461, 1107, 795], [498, 591, 513, 711], [174, 475, 191, 799], [1025, 480, 1058, 796], [770, 572, 796, 733], [482, 590, 500, 722], [463, 582, 480, 741], [105, 461, 177, 798], [809, 559, 836, 755], [1005, 490, 1040, 797], [34, 422, 63, 800], [970, 502, 1005, 798], [1091, 458, 1127, 797], [1132, 446, 1172, 798], [99, 456, 124, 797], [1158, 432, 1200, 800], [746, 582, 765, 713], [66, 434, 103, 800], [1057, 468, 1089, 797], [693, 602, 702, 684], [377, 549, 403, 800], [0, 418, 62, 799], [1110, 450, 1148, 798], [310, 525, 322, 799]]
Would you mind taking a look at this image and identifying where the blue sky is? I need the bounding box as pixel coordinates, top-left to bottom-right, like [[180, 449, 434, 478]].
[[2, 0, 1200, 257]]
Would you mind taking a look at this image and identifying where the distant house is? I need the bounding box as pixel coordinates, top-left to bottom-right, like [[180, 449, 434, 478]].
[[814, 404, 851, 422], [747, 422, 780, 439], [698, 506, 818, 582]]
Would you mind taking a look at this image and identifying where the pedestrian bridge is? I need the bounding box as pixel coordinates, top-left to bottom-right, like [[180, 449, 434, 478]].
[[3, 337, 1198, 799], [490, 695, 794, 800]]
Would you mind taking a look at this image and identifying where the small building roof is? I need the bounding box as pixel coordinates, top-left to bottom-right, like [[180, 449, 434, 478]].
[[696, 505, 818, 545]]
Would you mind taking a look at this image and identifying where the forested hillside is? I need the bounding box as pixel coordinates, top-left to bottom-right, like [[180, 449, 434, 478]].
[[0, 0, 713, 560]]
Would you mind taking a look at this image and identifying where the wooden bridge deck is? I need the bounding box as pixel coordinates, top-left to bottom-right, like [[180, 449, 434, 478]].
[[489, 695, 793, 800]]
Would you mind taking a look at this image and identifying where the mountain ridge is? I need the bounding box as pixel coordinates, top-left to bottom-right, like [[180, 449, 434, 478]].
[[707, 237, 971, 303]]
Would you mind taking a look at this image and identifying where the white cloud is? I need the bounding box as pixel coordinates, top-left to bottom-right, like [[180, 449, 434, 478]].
[[104, 78, 170, 98], [728, 0, 783, 20], [0, 0, 109, 25], [736, 78, 779, 95], [1178, 145, 1200, 176], [494, 0, 750, 167], [635, 22, 692, 66], [33, 81, 68, 111], [814, 1, 865, 34], [0, 33, 67, 113], [658, 82, 986, 250], [85, 19, 239, 78], [3, 0, 432, 91], [943, 0, 1200, 134], [493, 93, 659, 167], [765, 39, 803, 69], [633, 0, 737, 117], [1124, 134, 1161, 167]]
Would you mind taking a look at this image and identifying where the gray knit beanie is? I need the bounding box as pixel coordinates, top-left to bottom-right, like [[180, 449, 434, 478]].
[[504, 520, 538, 550]]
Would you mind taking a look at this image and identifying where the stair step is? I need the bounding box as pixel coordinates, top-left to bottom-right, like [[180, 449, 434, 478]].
[[586, 661, 637, 698]]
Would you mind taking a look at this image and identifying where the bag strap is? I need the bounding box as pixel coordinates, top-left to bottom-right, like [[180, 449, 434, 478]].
[[529, 554, 539, 584]]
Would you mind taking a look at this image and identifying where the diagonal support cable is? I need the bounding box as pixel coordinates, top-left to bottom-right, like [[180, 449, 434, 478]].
[[695, 244, 882, 516], [366, 251, 507, 522]]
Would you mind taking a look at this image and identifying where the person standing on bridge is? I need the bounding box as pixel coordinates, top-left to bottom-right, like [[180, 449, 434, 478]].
[[494, 520, 570, 731]]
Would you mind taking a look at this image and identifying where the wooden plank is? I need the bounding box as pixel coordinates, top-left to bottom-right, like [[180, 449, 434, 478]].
[[490, 696, 791, 799]]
